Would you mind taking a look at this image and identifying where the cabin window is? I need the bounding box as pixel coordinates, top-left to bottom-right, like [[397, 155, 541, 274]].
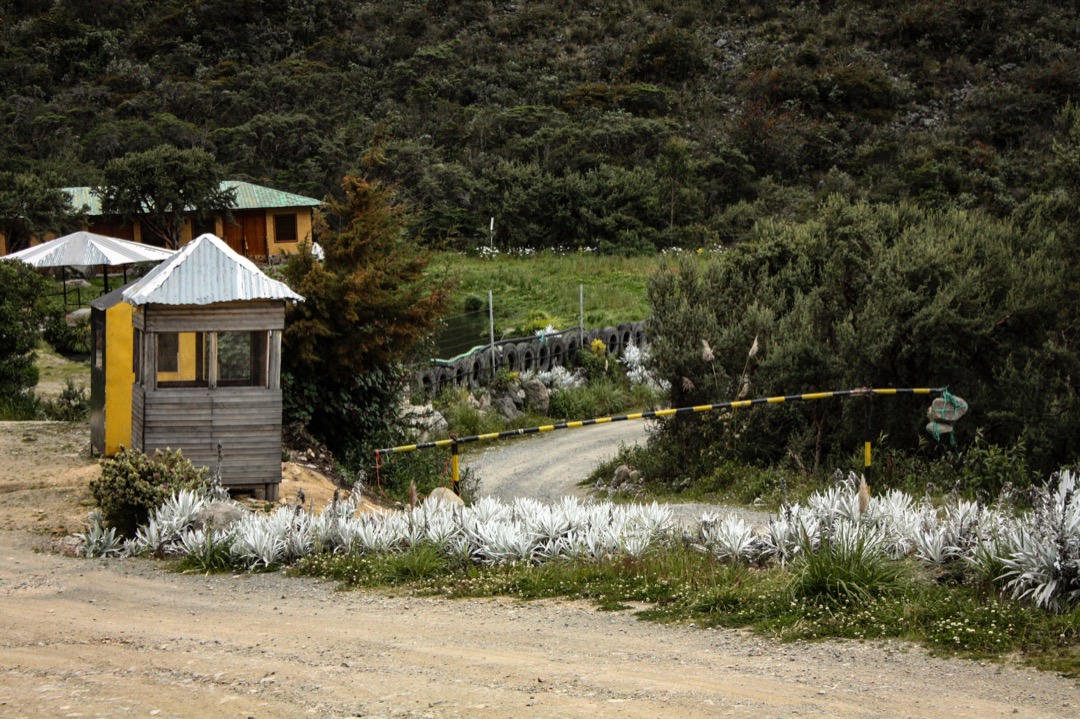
[[217, 331, 269, 387], [192, 215, 217, 238], [156, 332, 208, 388], [140, 221, 167, 247], [274, 213, 298, 243]]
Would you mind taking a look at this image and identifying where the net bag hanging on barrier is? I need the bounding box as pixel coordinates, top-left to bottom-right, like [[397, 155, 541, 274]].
[[925, 388, 968, 444]]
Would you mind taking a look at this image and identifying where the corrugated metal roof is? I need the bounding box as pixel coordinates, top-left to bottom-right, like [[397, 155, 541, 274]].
[[122, 233, 305, 306], [6, 231, 175, 266], [62, 181, 321, 216], [64, 187, 98, 214], [223, 181, 322, 209]]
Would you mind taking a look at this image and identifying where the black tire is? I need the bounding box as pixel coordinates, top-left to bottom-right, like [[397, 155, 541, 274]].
[[434, 365, 454, 392], [519, 341, 537, 373], [485, 345, 502, 378], [502, 344, 520, 372], [617, 322, 634, 354], [417, 366, 439, 397], [601, 326, 619, 355], [632, 320, 646, 348], [452, 358, 469, 386], [564, 334, 581, 366], [468, 352, 487, 387], [536, 339, 552, 372], [548, 336, 567, 368]]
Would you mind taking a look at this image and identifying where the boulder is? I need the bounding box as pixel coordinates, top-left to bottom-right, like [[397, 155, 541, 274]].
[[426, 486, 465, 507], [612, 464, 632, 488], [521, 377, 550, 414], [493, 393, 521, 421], [401, 403, 448, 442], [193, 501, 245, 531]]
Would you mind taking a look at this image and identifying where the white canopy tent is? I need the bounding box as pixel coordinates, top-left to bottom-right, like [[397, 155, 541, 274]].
[[6, 231, 175, 302]]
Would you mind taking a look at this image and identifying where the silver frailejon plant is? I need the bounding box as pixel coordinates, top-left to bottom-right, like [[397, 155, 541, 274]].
[[999, 470, 1080, 611], [74, 510, 124, 558], [89, 467, 1080, 611]]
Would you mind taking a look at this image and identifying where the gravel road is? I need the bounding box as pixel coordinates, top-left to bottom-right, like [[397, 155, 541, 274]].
[[1, 422, 1077, 718], [463, 419, 769, 529]]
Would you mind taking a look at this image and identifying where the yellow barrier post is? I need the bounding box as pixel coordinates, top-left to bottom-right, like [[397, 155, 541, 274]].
[[451, 441, 461, 496]]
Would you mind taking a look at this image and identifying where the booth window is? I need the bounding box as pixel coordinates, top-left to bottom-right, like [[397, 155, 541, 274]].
[[274, 214, 298, 243], [158, 333, 179, 373], [218, 331, 269, 387], [93, 321, 104, 368], [156, 332, 208, 387], [133, 329, 142, 381]]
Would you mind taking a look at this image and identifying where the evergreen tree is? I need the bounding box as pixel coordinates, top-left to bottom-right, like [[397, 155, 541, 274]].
[[280, 176, 451, 456]]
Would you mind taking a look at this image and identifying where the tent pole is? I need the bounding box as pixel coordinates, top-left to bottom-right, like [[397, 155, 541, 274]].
[[103, 263, 109, 293], [62, 266, 68, 308]]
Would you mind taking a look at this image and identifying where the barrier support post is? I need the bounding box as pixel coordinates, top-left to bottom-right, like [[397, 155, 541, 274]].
[[451, 441, 461, 496], [863, 393, 873, 491]]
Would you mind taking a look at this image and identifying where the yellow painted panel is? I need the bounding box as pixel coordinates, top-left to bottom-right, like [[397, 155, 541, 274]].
[[103, 302, 134, 455], [265, 208, 315, 256], [156, 332, 199, 382]]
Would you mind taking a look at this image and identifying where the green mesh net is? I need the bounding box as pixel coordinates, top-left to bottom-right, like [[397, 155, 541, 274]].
[[926, 388, 968, 444]]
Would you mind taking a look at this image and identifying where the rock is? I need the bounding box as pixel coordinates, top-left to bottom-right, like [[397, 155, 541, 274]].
[[493, 393, 521, 421], [512, 389, 525, 409], [66, 307, 91, 325], [64, 278, 92, 289], [521, 377, 550, 414], [612, 464, 632, 488], [465, 393, 481, 409], [193, 501, 245, 531], [477, 391, 491, 412], [628, 470, 641, 484], [402, 403, 448, 442], [425, 486, 464, 507]]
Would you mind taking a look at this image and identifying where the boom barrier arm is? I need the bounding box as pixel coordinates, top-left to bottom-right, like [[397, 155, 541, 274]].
[[375, 387, 948, 496]]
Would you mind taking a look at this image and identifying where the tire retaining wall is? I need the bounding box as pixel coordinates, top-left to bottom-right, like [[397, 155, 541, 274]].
[[417, 321, 647, 395]]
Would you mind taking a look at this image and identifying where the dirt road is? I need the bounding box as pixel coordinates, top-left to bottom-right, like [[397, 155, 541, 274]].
[[463, 419, 767, 528], [464, 420, 651, 503], [1, 422, 1078, 718]]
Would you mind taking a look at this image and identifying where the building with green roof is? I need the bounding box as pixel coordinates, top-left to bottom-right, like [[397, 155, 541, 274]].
[[2, 180, 322, 259]]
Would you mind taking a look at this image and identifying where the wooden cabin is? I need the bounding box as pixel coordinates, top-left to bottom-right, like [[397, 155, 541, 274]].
[[122, 233, 304, 500], [0, 180, 320, 259]]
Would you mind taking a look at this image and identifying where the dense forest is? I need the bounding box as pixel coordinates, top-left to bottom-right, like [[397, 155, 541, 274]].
[[3, 0, 1080, 251]]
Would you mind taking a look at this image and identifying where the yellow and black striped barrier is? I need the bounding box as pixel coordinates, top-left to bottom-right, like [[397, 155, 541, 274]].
[[376, 386, 948, 495]]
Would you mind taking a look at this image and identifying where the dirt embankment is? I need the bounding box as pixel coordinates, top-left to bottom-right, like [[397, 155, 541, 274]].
[[0, 422, 1077, 719]]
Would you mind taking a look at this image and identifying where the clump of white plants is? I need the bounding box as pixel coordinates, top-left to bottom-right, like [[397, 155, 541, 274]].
[[620, 340, 670, 393], [692, 470, 1080, 612], [531, 365, 584, 391], [76, 468, 1080, 611]]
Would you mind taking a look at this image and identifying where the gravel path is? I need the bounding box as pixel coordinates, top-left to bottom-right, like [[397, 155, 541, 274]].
[[462, 419, 770, 529]]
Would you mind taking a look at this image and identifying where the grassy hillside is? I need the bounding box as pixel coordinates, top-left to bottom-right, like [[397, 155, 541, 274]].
[[431, 250, 658, 340]]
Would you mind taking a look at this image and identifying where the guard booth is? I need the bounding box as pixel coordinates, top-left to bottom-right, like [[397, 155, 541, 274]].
[[122, 234, 304, 500], [89, 285, 135, 456]]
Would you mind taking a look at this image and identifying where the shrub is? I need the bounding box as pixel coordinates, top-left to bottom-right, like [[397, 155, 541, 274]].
[[90, 448, 209, 537], [789, 524, 905, 606], [0, 259, 49, 398], [42, 310, 91, 355], [41, 378, 89, 421]]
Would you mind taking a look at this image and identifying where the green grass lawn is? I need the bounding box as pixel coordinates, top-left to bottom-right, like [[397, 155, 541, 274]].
[[429, 251, 665, 334]]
